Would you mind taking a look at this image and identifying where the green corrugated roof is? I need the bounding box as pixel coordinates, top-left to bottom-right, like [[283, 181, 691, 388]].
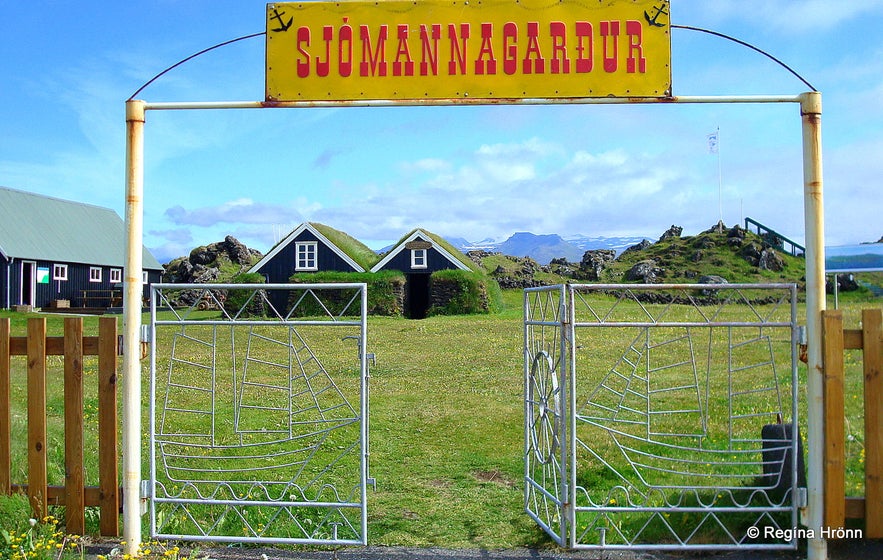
[[0, 186, 162, 269]]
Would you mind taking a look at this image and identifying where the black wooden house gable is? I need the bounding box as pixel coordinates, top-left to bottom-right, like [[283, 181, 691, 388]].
[[370, 230, 473, 319], [248, 223, 365, 284], [370, 230, 471, 275]]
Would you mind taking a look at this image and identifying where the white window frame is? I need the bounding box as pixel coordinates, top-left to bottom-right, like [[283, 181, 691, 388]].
[[53, 264, 68, 281], [142, 271, 149, 284], [296, 242, 319, 271], [89, 266, 102, 283], [110, 268, 122, 283], [411, 248, 428, 269]]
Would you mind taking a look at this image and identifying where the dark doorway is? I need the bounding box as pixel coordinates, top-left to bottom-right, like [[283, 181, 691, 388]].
[[405, 273, 430, 319], [21, 261, 35, 306]]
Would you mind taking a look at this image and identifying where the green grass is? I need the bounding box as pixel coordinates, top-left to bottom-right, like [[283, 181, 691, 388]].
[[364, 305, 543, 546], [590, 229, 807, 285], [311, 223, 381, 271], [1, 288, 879, 547], [0, 495, 87, 560], [478, 253, 567, 286]]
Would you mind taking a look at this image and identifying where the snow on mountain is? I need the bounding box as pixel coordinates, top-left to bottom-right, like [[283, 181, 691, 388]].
[[446, 232, 653, 265], [563, 234, 652, 254]]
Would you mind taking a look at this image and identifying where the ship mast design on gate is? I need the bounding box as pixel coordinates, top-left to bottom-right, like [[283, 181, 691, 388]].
[[524, 284, 801, 551], [150, 284, 368, 545], [579, 326, 785, 490]]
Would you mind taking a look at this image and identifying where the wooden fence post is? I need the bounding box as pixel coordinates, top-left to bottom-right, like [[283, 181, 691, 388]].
[[27, 318, 47, 520], [863, 308, 882, 538], [64, 318, 85, 535], [822, 310, 845, 531], [98, 317, 119, 536]]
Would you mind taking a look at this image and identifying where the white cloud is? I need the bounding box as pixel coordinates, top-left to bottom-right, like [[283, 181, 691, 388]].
[[306, 140, 709, 243], [398, 158, 451, 174], [570, 150, 629, 168], [164, 198, 311, 227]]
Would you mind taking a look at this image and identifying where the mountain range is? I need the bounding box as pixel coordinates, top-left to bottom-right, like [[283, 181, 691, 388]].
[[448, 232, 651, 264]]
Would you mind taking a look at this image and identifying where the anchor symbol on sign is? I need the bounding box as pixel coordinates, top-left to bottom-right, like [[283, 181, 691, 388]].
[[644, 3, 669, 27], [270, 8, 293, 32]]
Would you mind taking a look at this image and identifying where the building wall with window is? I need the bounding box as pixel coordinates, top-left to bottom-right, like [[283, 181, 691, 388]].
[[0, 186, 164, 309], [252, 228, 364, 284], [373, 239, 460, 275], [2, 257, 160, 309], [371, 230, 474, 276], [369, 230, 476, 319]]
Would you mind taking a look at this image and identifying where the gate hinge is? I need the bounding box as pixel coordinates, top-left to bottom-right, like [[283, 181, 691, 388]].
[[796, 325, 807, 345], [140, 480, 150, 516], [797, 325, 808, 363], [796, 486, 808, 508]]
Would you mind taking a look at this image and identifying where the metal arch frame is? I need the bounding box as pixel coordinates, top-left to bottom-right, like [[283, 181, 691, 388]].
[[124, 92, 826, 556]]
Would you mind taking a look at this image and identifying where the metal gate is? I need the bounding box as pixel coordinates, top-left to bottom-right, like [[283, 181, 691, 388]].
[[148, 283, 370, 545], [525, 283, 802, 551]]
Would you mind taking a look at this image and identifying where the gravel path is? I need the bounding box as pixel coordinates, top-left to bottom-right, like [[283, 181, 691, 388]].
[[85, 540, 883, 560]]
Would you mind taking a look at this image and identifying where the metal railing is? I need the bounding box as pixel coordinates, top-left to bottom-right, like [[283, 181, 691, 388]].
[[744, 217, 805, 257]]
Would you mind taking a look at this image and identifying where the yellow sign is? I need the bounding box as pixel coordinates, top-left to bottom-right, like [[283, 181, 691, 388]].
[[266, 0, 671, 102]]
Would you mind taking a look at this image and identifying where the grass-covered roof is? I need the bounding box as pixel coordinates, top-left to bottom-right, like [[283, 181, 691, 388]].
[[310, 222, 380, 270], [387, 228, 482, 273]]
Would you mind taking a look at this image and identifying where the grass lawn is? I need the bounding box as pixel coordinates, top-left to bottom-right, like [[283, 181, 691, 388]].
[[364, 300, 545, 547]]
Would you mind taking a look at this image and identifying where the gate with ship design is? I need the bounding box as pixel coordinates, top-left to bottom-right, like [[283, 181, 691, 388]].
[[148, 283, 370, 545], [524, 283, 802, 551]]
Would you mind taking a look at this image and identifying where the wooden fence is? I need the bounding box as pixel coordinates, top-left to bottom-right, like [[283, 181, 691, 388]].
[[0, 317, 119, 536], [823, 308, 882, 538]]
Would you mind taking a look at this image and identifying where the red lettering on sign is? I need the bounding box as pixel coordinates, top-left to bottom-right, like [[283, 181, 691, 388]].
[[448, 23, 470, 75], [626, 20, 645, 73], [419, 24, 441, 76], [575, 21, 592, 73], [600, 20, 619, 73], [503, 22, 517, 75], [522, 22, 544, 74], [475, 23, 497, 75], [549, 21, 569, 74], [279, 17, 654, 83], [317, 26, 332, 77], [360, 24, 389, 76], [393, 24, 415, 76], [296, 27, 311, 77], [339, 19, 353, 77]]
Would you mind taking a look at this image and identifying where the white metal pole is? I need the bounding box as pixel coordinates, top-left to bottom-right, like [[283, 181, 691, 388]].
[[717, 126, 723, 226], [800, 91, 826, 560], [123, 99, 146, 557]]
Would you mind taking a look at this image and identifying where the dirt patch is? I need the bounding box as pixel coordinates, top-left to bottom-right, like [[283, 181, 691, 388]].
[[474, 469, 517, 488]]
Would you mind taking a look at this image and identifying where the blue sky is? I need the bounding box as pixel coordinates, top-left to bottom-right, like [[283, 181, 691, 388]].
[[2, 1, 882, 264]]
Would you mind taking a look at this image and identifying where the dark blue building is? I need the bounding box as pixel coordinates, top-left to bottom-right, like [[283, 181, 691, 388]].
[[247, 222, 380, 311], [371, 229, 475, 318], [0, 186, 163, 310]]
